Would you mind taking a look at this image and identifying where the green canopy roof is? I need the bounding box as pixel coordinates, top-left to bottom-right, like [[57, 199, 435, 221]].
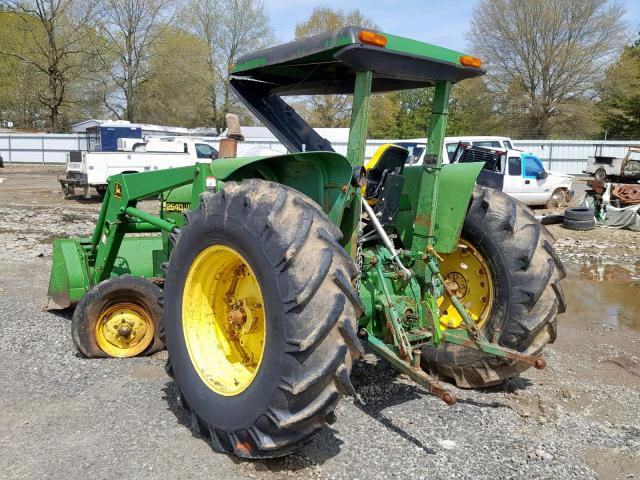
[[231, 27, 484, 95]]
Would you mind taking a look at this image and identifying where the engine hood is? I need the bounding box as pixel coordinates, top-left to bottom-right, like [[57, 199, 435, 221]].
[[547, 170, 572, 178]]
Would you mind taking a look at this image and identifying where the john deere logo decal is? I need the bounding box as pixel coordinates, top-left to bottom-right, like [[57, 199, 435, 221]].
[[113, 183, 122, 199]]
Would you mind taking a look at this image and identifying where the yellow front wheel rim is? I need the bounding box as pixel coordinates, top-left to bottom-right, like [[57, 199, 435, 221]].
[[438, 239, 494, 329], [182, 245, 266, 396], [95, 302, 155, 357]]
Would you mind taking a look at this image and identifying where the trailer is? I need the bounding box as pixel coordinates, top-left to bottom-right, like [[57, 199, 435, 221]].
[[585, 145, 640, 182]]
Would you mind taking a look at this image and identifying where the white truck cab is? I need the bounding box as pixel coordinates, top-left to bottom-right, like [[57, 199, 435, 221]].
[[395, 136, 516, 165], [459, 146, 574, 207], [393, 138, 573, 207], [61, 137, 280, 199]]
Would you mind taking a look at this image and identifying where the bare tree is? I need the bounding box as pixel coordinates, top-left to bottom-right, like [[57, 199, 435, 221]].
[[468, 0, 627, 138], [181, 0, 270, 131], [294, 7, 378, 127], [97, 0, 175, 121], [0, 0, 100, 131]]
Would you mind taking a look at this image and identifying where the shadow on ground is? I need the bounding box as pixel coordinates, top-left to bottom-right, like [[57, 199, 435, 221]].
[[161, 380, 344, 471]]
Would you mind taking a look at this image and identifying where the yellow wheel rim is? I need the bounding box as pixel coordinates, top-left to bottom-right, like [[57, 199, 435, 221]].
[[437, 239, 494, 330], [95, 302, 155, 357], [182, 245, 266, 396]]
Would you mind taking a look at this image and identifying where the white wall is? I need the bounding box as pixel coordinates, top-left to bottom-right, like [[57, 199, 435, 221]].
[[1, 132, 638, 176]]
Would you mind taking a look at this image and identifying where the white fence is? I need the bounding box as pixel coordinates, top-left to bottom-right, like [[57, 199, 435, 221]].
[[1, 133, 638, 175], [0, 134, 87, 164], [512, 140, 638, 175]]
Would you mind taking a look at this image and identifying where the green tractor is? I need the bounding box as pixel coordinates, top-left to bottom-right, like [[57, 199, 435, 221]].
[[48, 27, 565, 458]]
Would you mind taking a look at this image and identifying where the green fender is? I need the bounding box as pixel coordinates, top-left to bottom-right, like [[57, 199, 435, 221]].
[[396, 162, 483, 254], [167, 151, 354, 226]]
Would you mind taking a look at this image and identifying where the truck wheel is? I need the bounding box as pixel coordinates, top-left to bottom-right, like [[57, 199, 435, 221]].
[[96, 185, 107, 200], [72, 276, 165, 358], [162, 179, 363, 458], [422, 186, 566, 388], [547, 188, 566, 208], [594, 168, 607, 182]]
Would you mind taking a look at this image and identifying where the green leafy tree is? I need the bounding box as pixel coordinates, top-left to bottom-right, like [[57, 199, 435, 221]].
[[394, 88, 433, 139], [368, 93, 400, 139], [0, 0, 101, 131], [97, 0, 176, 122], [448, 78, 497, 136], [136, 27, 213, 127], [181, 0, 271, 132], [0, 11, 46, 128], [598, 40, 640, 139]]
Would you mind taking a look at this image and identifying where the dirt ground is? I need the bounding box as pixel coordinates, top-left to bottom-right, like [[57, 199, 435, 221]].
[[0, 165, 638, 480]]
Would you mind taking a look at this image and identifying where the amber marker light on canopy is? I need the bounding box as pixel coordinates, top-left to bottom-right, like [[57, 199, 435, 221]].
[[459, 55, 482, 68], [358, 30, 388, 47]]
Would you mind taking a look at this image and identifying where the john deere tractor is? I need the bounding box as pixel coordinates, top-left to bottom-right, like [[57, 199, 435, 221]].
[[48, 27, 565, 458]]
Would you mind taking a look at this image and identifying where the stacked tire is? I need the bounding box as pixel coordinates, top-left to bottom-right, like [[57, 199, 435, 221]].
[[563, 207, 595, 231]]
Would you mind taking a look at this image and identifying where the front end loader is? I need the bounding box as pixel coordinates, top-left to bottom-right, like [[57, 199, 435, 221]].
[[47, 27, 566, 458]]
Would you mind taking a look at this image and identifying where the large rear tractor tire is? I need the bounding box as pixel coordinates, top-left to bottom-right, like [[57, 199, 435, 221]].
[[162, 179, 363, 459], [72, 276, 165, 358], [422, 186, 566, 388]]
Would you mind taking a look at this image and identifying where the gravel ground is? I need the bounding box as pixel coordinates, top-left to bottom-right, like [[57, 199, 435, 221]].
[[0, 166, 639, 480]]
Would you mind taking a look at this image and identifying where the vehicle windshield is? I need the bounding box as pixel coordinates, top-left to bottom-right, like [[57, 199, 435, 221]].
[[446, 143, 459, 161], [504, 140, 514, 150], [628, 150, 640, 162], [196, 143, 218, 159], [395, 142, 425, 165]]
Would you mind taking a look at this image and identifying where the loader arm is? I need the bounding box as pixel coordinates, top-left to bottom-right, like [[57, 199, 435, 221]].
[[88, 163, 210, 284]]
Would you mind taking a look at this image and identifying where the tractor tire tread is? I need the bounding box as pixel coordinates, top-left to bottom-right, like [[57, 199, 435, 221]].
[[422, 186, 565, 388], [163, 179, 362, 459]]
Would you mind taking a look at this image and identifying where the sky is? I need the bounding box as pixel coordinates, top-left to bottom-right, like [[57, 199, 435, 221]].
[[263, 0, 640, 52]]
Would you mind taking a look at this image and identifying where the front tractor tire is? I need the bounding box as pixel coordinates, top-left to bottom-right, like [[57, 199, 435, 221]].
[[71, 276, 165, 358], [162, 179, 363, 459], [422, 186, 566, 388]]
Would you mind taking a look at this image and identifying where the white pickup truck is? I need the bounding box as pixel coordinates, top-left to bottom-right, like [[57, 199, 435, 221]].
[[455, 145, 574, 207], [61, 138, 220, 198], [394, 137, 573, 207]]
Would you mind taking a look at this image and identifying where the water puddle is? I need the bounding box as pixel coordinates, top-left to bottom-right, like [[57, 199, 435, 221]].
[[561, 259, 640, 332]]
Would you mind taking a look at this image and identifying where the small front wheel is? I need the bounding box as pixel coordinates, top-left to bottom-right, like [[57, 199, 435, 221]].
[[72, 276, 165, 358]]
